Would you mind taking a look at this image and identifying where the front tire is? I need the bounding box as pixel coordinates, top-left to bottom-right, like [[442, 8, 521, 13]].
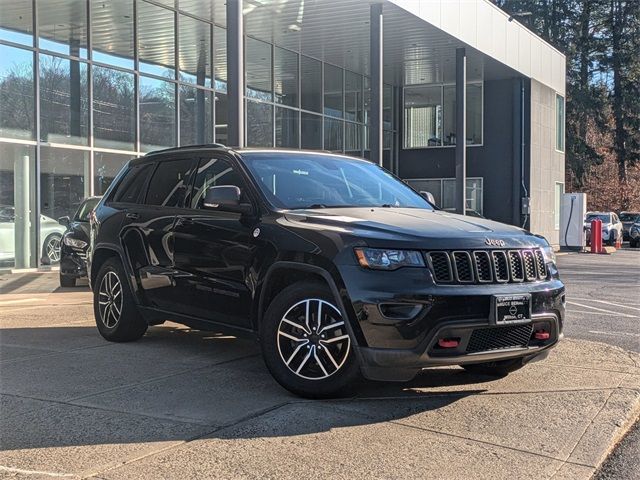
[[631, 239, 639, 248], [260, 281, 361, 398], [93, 258, 147, 342], [41, 233, 62, 265], [462, 358, 525, 377], [59, 273, 76, 288]]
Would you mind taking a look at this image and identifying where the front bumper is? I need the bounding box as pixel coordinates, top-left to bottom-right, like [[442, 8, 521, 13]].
[[60, 245, 88, 278]]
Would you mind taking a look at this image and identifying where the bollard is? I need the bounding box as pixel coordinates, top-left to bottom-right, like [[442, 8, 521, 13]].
[[590, 219, 602, 253]]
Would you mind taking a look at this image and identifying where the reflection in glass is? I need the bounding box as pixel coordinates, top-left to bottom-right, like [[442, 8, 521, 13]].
[[0, 45, 34, 140], [215, 92, 228, 144], [138, 1, 175, 78], [39, 54, 88, 145], [179, 14, 211, 87], [276, 107, 298, 148], [140, 76, 176, 152], [344, 122, 361, 155], [403, 85, 442, 148], [246, 100, 272, 147], [442, 83, 483, 146], [0, 143, 37, 269], [93, 65, 135, 150], [180, 0, 214, 22], [345, 71, 362, 123], [324, 63, 343, 118], [301, 55, 321, 113], [38, 0, 88, 58], [91, 0, 134, 69], [214, 26, 227, 92], [180, 85, 213, 145], [324, 117, 342, 151], [274, 47, 298, 108], [301, 112, 322, 150], [0, 0, 33, 45], [94, 151, 132, 195], [363, 76, 370, 125], [384, 84, 392, 130], [246, 37, 272, 101]]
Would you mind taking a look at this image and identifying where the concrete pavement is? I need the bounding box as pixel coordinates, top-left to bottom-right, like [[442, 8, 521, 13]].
[[1, 285, 639, 479]]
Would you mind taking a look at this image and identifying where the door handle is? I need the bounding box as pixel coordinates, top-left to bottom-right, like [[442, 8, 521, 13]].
[[176, 217, 194, 227], [125, 212, 139, 220]]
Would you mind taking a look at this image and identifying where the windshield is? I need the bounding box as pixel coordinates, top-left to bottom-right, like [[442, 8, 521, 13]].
[[586, 214, 611, 223], [619, 213, 639, 222], [74, 197, 100, 222], [241, 152, 433, 210]]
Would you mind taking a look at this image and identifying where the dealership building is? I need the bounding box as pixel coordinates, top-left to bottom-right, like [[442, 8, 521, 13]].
[[0, 0, 565, 269]]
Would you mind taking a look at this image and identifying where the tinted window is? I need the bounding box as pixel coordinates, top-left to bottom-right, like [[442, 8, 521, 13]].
[[74, 197, 101, 222], [586, 214, 612, 223], [620, 213, 640, 222], [145, 159, 195, 207], [113, 164, 152, 204], [191, 157, 245, 209]]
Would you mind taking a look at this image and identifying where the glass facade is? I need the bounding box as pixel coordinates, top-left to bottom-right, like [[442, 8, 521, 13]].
[[0, 0, 395, 269]]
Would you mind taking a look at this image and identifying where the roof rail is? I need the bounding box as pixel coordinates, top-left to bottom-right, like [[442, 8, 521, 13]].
[[146, 143, 227, 155]]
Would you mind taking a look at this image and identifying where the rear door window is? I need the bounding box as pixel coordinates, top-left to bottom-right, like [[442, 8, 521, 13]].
[[112, 164, 153, 204], [144, 158, 196, 207]]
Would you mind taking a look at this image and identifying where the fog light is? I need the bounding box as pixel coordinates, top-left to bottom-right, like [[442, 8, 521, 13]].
[[438, 338, 460, 348]]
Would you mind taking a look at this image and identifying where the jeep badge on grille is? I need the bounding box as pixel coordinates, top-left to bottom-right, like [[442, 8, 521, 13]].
[[485, 238, 506, 247]]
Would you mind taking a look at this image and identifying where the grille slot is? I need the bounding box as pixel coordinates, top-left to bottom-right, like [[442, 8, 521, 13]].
[[508, 250, 524, 282], [492, 250, 509, 282], [452, 251, 474, 282], [534, 249, 547, 279], [427, 252, 453, 283], [466, 324, 534, 353], [522, 250, 537, 280], [473, 251, 493, 282]]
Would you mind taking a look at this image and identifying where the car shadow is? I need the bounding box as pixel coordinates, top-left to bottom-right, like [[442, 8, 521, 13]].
[[0, 323, 499, 452]]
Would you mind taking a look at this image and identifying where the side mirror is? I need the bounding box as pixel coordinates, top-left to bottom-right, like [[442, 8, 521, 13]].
[[203, 185, 253, 214], [58, 216, 70, 227], [419, 191, 436, 206]]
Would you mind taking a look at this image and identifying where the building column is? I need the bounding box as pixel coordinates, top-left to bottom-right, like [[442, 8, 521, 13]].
[[226, 0, 244, 148], [370, 3, 383, 166], [455, 47, 466, 215]]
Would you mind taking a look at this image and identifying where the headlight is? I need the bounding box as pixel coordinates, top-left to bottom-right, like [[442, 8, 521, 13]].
[[541, 245, 556, 265], [354, 248, 425, 270], [63, 236, 87, 249]]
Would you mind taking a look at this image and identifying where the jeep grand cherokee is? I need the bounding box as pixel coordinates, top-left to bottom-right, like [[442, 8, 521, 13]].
[[88, 145, 564, 398]]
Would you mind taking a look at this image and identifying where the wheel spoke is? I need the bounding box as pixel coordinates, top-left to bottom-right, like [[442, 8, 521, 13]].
[[318, 321, 344, 334], [320, 334, 349, 344], [316, 300, 323, 332], [295, 345, 314, 374], [286, 340, 309, 366], [112, 301, 121, 316], [98, 300, 109, 305], [282, 317, 310, 334], [304, 300, 311, 333], [313, 349, 329, 377], [321, 345, 340, 370], [278, 330, 306, 342]]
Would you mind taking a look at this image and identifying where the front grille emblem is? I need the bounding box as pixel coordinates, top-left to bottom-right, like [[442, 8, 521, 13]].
[[485, 238, 506, 247]]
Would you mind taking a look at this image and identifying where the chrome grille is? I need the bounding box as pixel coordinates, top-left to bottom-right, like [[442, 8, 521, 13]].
[[425, 248, 547, 285]]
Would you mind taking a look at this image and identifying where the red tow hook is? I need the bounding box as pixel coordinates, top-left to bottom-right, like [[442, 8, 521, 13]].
[[438, 338, 460, 348], [534, 330, 550, 340]]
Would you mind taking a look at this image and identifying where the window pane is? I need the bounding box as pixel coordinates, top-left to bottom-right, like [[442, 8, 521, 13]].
[[0, 45, 34, 140], [246, 100, 272, 147], [0, 143, 37, 269], [275, 107, 298, 148], [138, 1, 175, 78], [39, 54, 89, 145], [93, 65, 135, 150], [345, 71, 362, 122], [442, 178, 483, 214], [556, 94, 565, 152], [363, 76, 370, 125], [403, 85, 442, 148], [246, 37, 272, 101], [443, 85, 455, 145], [384, 84, 392, 130], [40, 147, 90, 227], [0, 0, 33, 45], [180, 86, 213, 145], [94, 151, 132, 195], [324, 117, 343, 151], [300, 55, 321, 113], [215, 92, 227, 144], [467, 83, 482, 144], [145, 158, 194, 207], [324, 63, 343, 118], [140, 76, 176, 152], [274, 47, 298, 107], [214, 26, 227, 92], [38, 1, 87, 58], [301, 112, 322, 150], [113, 163, 152, 203], [344, 122, 361, 155], [179, 15, 211, 87], [180, 0, 213, 22], [91, 0, 134, 69], [191, 157, 245, 208]]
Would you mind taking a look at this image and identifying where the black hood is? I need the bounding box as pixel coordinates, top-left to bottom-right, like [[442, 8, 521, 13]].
[[66, 221, 90, 242], [283, 208, 546, 250]]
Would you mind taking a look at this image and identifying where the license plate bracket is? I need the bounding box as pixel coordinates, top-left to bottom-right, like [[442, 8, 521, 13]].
[[492, 294, 531, 324]]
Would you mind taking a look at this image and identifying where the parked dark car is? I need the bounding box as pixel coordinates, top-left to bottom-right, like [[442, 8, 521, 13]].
[[629, 219, 640, 248], [619, 212, 640, 241], [59, 196, 101, 287], [88, 146, 564, 398]]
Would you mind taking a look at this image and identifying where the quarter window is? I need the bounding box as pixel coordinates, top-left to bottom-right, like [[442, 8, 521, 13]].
[[556, 94, 565, 152], [191, 157, 245, 209], [145, 159, 195, 207], [112, 164, 153, 204]]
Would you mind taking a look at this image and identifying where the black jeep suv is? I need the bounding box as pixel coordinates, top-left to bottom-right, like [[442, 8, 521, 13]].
[[88, 145, 564, 398]]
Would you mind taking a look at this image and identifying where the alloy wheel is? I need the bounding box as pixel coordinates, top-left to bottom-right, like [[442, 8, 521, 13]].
[[98, 271, 123, 328], [277, 298, 350, 380], [46, 236, 61, 263]]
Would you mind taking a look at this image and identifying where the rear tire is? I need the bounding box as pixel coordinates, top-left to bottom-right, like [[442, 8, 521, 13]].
[[93, 258, 147, 342], [630, 239, 639, 248], [462, 358, 525, 377], [59, 273, 76, 288], [260, 281, 361, 398]]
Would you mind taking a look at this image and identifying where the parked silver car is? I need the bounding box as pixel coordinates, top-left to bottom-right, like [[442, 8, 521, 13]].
[[584, 212, 623, 246], [0, 206, 66, 267]]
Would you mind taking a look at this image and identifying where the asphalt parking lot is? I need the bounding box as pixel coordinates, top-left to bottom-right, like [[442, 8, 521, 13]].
[[0, 250, 638, 479]]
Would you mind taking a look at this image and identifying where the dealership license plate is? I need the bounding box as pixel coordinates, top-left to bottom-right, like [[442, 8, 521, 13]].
[[493, 294, 531, 324]]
